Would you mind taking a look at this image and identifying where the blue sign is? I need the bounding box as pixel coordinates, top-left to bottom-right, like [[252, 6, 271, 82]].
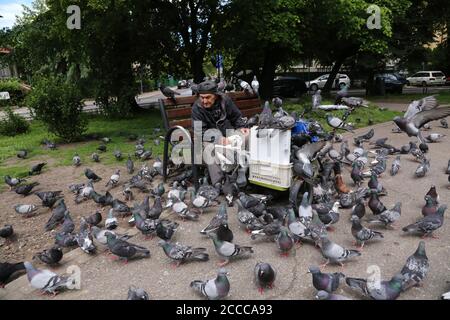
[[216, 54, 223, 68]]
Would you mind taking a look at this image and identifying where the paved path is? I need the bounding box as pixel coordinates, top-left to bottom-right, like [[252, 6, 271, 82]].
[[1, 118, 449, 300]]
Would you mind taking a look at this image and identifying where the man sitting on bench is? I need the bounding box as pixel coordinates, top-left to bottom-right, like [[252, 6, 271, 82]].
[[191, 80, 250, 186]]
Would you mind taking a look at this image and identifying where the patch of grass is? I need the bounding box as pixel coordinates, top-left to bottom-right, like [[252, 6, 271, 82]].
[[366, 90, 450, 104], [0, 109, 165, 175], [283, 97, 403, 131]]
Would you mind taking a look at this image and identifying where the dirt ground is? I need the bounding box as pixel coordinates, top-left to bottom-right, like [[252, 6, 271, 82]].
[[1, 119, 450, 300]]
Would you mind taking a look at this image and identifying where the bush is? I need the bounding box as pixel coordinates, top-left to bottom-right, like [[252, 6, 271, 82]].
[[0, 78, 26, 107], [26, 76, 87, 142], [0, 107, 30, 136]]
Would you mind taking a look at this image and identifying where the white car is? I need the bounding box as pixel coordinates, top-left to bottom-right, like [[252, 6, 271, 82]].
[[406, 71, 446, 86], [306, 74, 351, 91]]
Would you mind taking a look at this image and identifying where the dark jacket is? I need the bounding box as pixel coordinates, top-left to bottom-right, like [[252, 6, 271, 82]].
[[191, 93, 246, 136]]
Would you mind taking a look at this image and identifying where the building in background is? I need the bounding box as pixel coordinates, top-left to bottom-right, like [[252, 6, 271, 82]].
[[0, 47, 18, 78]]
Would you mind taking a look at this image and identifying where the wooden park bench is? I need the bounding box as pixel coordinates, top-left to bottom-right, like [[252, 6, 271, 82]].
[[160, 91, 262, 189]]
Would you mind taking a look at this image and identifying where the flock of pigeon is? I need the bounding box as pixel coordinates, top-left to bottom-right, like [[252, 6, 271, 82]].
[[1, 90, 450, 300]]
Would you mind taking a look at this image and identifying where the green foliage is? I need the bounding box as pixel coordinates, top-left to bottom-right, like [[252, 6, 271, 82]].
[[0, 79, 26, 107], [26, 75, 87, 142], [0, 107, 30, 136]]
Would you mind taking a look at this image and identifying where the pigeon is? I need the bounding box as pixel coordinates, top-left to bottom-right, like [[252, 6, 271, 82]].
[[72, 153, 81, 166], [335, 84, 348, 105], [112, 199, 131, 217], [239, 79, 254, 94], [127, 286, 149, 300], [97, 144, 107, 153], [14, 182, 39, 197], [319, 235, 361, 267], [446, 160, 450, 175], [85, 210, 102, 227], [350, 216, 384, 249], [425, 185, 439, 204], [33, 247, 63, 266], [101, 137, 111, 143], [4, 175, 26, 190], [91, 191, 113, 207], [91, 152, 100, 162], [105, 232, 150, 262], [312, 90, 322, 109], [275, 227, 294, 257], [251, 220, 282, 241], [84, 168, 102, 182], [292, 141, 326, 181], [346, 273, 404, 300], [14, 204, 38, 217], [367, 173, 385, 195], [197, 178, 220, 201], [126, 155, 134, 174], [400, 241, 429, 291], [354, 129, 375, 146], [326, 115, 353, 132], [54, 232, 77, 248], [351, 198, 366, 220], [402, 205, 446, 238], [393, 106, 450, 143], [415, 159, 430, 178], [122, 185, 134, 202], [425, 133, 445, 143], [24, 261, 76, 295], [17, 149, 27, 159], [0, 262, 25, 288], [160, 84, 180, 101], [151, 182, 165, 198], [29, 163, 46, 175], [419, 143, 429, 154], [169, 195, 199, 221], [236, 200, 263, 232], [0, 225, 14, 244], [156, 219, 179, 241], [390, 155, 401, 176], [44, 200, 67, 231], [133, 212, 158, 237], [105, 209, 118, 230], [60, 211, 75, 234], [251, 76, 259, 96], [213, 223, 234, 243], [190, 268, 230, 300], [308, 265, 345, 293], [368, 190, 387, 215], [114, 150, 122, 161], [440, 118, 448, 128], [318, 202, 340, 230], [158, 240, 209, 266], [422, 195, 438, 217], [76, 218, 96, 254], [315, 290, 351, 300], [105, 169, 121, 189], [200, 203, 228, 235], [35, 190, 63, 208], [404, 95, 438, 119], [254, 262, 276, 294], [209, 232, 253, 266], [351, 161, 365, 187], [367, 202, 402, 229], [42, 139, 57, 150], [257, 101, 273, 131], [190, 189, 213, 215]]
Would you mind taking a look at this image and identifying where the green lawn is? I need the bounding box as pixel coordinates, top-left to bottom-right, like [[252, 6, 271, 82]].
[[366, 89, 450, 104], [0, 109, 165, 182]]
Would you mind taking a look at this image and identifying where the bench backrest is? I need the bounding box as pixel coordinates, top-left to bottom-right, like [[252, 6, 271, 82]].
[[159, 91, 262, 131]]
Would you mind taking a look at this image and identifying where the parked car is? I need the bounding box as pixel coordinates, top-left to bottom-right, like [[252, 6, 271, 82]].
[[305, 74, 351, 91], [374, 73, 404, 94], [177, 79, 189, 89], [406, 71, 446, 86], [392, 72, 408, 85], [272, 76, 308, 98]]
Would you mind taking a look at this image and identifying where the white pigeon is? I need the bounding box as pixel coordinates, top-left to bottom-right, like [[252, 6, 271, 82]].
[[105, 208, 118, 230], [239, 79, 253, 94], [106, 169, 120, 189], [404, 95, 438, 119], [251, 76, 259, 95]]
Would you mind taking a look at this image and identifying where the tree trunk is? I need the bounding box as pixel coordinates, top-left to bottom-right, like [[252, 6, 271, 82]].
[[259, 47, 277, 100], [365, 69, 375, 96], [191, 51, 205, 83], [322, 57, 345, 94]]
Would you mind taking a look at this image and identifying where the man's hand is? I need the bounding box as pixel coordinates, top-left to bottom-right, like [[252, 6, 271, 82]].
[[220, 137, 230, 145], [240, 128, 250, 136]]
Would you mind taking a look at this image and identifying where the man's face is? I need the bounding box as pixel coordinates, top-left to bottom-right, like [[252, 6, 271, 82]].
[[200, 94, 217, 108]]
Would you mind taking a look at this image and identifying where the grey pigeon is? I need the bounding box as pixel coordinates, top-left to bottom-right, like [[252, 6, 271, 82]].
[[105, 169, 120, 189], [15, 182, 39, 196], [29, 163, 46, 175], [105, 232, 150, 262], [133, 212, 158, 237], [156, 219, 179, 241], [84, 168, 102, 182], [404, 95, 438, 119], [393, 106, 450, 143], [275, 227, 294, 257], [126, 155, 134, 174], [308, 265, 345, 293], [0, 225, 13, 243], [114, 150, 122, 161], [35, 190, 63, 208], [72, 153, 81, 166], [24, 261, 76, 295], [85, 210, 102, 226], [390, 156, 401, 176], [45, 200, 68, 231], [367, 202, 402, 229], [105, 209, 118, 230], [158, 240, 209, 266], [209, 232, 253, 266], [415, 159, 430, 178], [350, 216, 384, 249], [54, 232, 77, 248], [91, 152, 100, 162], [4, 175, 26, 190], [17, 149, 27, 159], [440, 118, 448, 128], [368, 190, 386, 215], [76, 218, 96, 254], [326, 115, 353, 132], [254, 262, 276, 294], [400, 241, 429, 291], [14, 204, 38, 217], [320, 235, 361, 267], [200, 203, 228, 235], [422, 195, 438, 217], [346, 273, 404, 300], [402, 205, 446, 238], [127, 286, 149, 300], [60, 211, 75, 234], [160, 85, 180, 101], [190, 268, 230, 300]]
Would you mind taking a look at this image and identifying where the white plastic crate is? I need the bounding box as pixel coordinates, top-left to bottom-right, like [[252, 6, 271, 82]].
[[249, 160, 293, 191], [249, 127, 291, 165]]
